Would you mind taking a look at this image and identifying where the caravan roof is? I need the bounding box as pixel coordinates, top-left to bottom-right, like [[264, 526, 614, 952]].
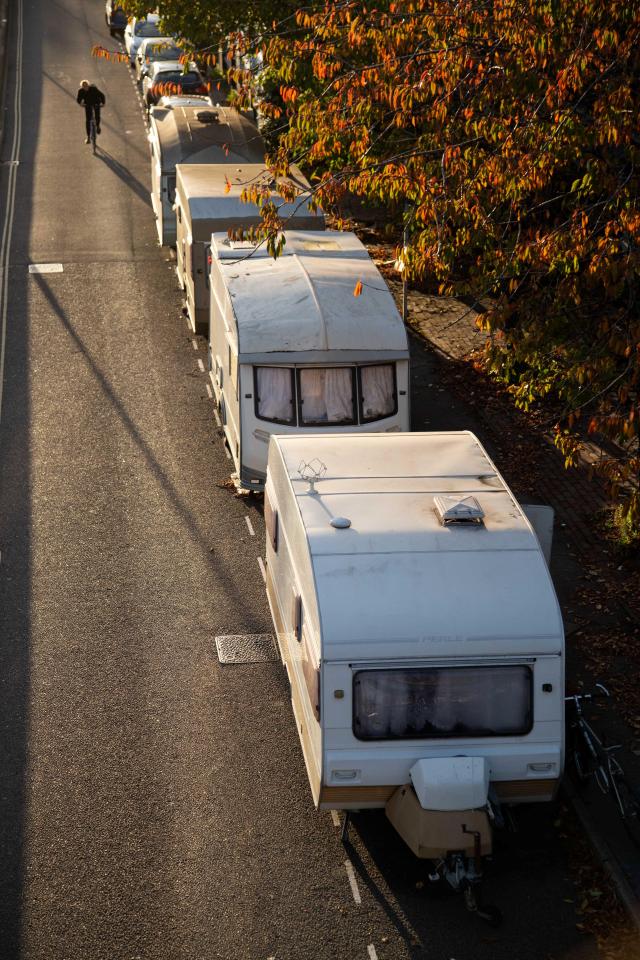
[[270, 431, 564, 660], [176, 164, 323, 240], [150, 104, 265, 171], [211, 230, 408, 360]]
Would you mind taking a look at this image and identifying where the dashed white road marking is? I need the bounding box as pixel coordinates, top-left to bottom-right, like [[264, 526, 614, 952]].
[[367, 946, 379, 960], [244, 516, 255, 537], [205, 383, 213, 399], [191, 339, 199, 351], [331, 810, 341, 828], [344, 860, 362, 905], [28, 263, 63, 273], [224, 447, 231, 459], [257, 557, 266, 583], [213, 408, 221, 426], [197, 358, 205, 373]]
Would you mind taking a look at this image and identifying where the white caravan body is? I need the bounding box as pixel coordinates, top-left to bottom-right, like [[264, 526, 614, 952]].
[[148, 104, 264, 246], [264, 431, 564, 811], [208, 230, 411, 489], [174, 164, 324, 335]]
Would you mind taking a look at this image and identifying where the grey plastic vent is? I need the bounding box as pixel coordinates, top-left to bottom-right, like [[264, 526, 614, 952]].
[[195, 110, 219, 123], [434, 495, 484, 526]]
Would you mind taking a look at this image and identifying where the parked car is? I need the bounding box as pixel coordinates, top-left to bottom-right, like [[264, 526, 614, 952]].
[[135, 38, 184, 83], [155, 94, 213, 109], [124, 13, 162, 66], [105, 1, 127, 36], [142, 62, 208, 110]]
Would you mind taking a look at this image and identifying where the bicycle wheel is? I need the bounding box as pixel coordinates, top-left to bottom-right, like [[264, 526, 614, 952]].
[[571, 740, 596, 784], [611, 771, 640, 848]]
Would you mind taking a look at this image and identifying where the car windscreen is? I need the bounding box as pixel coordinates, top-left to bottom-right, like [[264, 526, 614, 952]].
[[135, 21, 162, 37], [147, 45, 182, 60], [353, 665, 533, 740]]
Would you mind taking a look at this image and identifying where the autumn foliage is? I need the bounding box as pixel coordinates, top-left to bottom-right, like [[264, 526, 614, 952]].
[[258, 0, 640, 525]]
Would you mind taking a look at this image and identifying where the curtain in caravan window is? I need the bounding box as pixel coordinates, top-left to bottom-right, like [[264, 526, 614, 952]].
[[256, 367, 294, 422], [353, 666, 532, 740], [360, 364, 396, 421], [299, 368, 354, 424]]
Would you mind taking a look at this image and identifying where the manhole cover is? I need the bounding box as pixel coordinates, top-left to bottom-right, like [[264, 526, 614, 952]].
[[215, 634, 278, 664]]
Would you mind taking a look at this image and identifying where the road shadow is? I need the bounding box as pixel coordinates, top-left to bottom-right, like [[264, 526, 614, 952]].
[[31, 270, 256, 622], [0, 1, 39, 954], [95, 147, 152, 206]]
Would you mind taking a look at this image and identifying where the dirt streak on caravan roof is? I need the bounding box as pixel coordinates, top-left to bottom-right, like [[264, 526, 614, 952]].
[[274, 431, 564, 657], [210, 229, 408, 355]]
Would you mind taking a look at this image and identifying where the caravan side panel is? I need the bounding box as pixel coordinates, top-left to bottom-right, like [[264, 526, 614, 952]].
[[264, 446, 323, 804]]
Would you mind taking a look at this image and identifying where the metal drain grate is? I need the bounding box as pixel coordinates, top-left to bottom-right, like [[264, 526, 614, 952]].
[[215, 634, 278, 664]]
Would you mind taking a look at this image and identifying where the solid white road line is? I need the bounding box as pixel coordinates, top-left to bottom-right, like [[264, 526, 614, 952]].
[[244, 516, 255, 537], [197, 358, 205, 373], [0, 0, 24, 425], [257, 557, 266, 583], [367, 946, 379, 960], [330, 810, 341, 828], [344, 860, 362, 905], [224, 447, 231, 460]]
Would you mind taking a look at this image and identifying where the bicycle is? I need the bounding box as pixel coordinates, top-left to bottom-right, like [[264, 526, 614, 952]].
[[88, 105, 99, 154], [565, 684, 640, 847]]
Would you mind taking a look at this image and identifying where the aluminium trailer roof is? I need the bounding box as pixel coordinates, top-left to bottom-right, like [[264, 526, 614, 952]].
[[150, 104, 265, 171], [175, 164, 324, 240], [270, 431, 564, 660], [210, 229, 409, 358]]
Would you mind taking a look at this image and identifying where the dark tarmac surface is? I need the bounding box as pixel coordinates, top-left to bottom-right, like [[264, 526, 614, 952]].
[[0, 1, 601, 958]]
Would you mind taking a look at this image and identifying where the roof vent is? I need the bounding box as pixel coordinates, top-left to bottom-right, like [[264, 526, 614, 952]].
[[434, 495, 484, 526], [330, 517, 351, 529], [195, 109, 219, 123]]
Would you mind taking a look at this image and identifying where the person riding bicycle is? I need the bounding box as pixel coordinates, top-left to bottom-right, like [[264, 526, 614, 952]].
[[77, 80, 106, 144]]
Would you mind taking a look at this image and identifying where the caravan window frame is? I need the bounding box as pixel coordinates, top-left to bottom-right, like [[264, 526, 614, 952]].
[[358, 363, 398, 423], [252, 362, 399, 427], [296, 367, 357, 427], [352, 664, 533, 742], [253, 367, 296, 425]]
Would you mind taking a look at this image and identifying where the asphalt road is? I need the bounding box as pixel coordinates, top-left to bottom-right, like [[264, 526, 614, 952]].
[[0, 1, 601, 958]]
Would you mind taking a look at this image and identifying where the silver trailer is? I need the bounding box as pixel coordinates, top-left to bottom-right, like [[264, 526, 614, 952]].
[[174, 163, 324, 335], [148, 104, 265, 246], [208, 230, 411, 489]]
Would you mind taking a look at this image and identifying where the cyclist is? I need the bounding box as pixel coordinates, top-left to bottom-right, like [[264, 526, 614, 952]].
[[77, 80, 106, 144]]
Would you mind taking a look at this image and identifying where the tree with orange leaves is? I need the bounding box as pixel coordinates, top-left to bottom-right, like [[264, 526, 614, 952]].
[[253, 0, 640, 528]]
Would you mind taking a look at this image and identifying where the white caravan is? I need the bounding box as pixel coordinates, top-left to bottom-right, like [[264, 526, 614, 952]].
[[208, 230, 411, 489], [148, 103, 265, 246], [174, 164, 324, 335], [264, 431, 564, 913]]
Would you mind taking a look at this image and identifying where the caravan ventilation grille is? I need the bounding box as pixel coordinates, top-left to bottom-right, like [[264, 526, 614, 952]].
[[434, 494, 485, 526], [195, 110, 219, 123]]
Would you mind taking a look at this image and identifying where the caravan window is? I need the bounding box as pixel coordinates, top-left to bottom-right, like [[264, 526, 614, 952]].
[[353, 665, 533, 741], [255, 367, 295, 424], [298, 368, 356, 425], [359, 364, 397, 422]]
